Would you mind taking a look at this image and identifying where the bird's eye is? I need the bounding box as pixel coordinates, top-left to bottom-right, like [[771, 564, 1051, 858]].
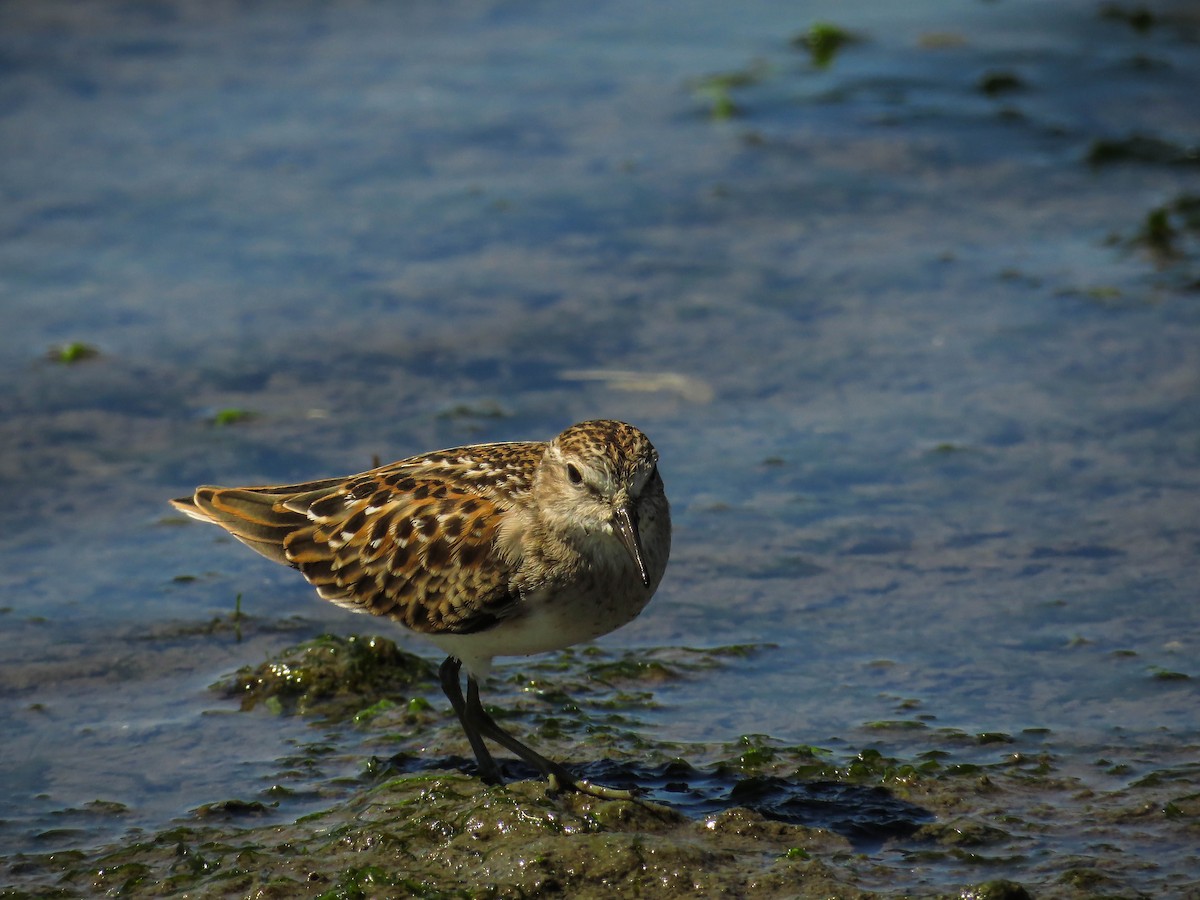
[[566, 463, 583, 485]]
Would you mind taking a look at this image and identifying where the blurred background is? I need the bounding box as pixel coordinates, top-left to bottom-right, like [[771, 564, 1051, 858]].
[[1, 0, 1198, 888]]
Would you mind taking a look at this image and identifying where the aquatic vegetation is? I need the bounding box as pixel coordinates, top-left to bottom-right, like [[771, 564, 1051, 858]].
[[192, 798, 273, 819], [48, 341, 99, 364], [690, 66, 768, 120], [1099, 2, 1156, 32], [791, 22, 859, 69], [1149, 667, 1189, 681], [1127, 196, 1200, 264], [929, 442, 969, 454], [434, 400, 509, 420], [214, 633, 435, 719], [211, 407, 254, 426], [229, 593, 245, 641], [351, 697, 398, 725], [1139, 206, 1179, 257], [1173, 193, 1200, 230], [1087, 134, 1200, 167], [977, 70, 1025, 96], [6, 637, 1200, 897]]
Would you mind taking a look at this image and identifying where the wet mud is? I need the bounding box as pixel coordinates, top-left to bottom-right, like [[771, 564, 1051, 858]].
[[4, 637, 1198, 897]]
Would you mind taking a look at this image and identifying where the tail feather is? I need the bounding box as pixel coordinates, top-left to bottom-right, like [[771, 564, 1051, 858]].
[[171, 486, 317, 566]]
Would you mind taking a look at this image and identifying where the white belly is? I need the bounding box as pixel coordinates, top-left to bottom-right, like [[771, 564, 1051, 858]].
[[426, 578, 653, 678]]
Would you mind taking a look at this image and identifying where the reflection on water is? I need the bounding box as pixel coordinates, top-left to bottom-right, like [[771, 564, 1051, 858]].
[[1, 0, 1198, 890]]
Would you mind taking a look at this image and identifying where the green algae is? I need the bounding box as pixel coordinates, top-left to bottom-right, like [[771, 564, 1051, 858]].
[[690, 66, 769, 121], [5, 638, 1200, 897], [47, 342, 99, 364], [1, 777, 858, 898], [977, 71, 1025, 97], [954, 881, 1032, 900], [1137, 205, 1180, 258], [216, 633, 436, 720], [211, 407, 255, 427], [4, 743, 1195, 898], [791, 22, 859, 69], [1087, 134, 1200, 167]]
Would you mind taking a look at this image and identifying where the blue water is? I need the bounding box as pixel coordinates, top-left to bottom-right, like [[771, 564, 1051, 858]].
[[2, 0, 1198, 888]]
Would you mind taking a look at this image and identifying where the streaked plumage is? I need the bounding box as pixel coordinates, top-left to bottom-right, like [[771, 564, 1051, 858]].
[[171, 419, 670, 797]]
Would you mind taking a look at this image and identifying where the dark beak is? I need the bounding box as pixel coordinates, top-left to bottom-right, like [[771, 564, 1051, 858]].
[[612, 501, 650, 587]]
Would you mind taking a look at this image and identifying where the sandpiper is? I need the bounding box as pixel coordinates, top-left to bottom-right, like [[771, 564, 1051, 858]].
[[171, 419, 670, 798]]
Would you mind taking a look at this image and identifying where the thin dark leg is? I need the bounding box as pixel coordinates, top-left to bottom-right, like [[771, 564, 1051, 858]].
[[463, 673, 638, 800], [438, 656, 502, 783]]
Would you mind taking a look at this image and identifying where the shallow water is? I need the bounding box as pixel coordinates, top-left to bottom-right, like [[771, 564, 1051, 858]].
[[2, 0, 1198, 893]]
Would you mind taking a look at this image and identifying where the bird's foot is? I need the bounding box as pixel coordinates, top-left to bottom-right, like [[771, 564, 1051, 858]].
[[546, 768, 644, 801]]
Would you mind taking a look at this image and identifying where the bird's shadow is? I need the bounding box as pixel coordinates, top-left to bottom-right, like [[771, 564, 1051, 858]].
[[387, 755, 932, 852]]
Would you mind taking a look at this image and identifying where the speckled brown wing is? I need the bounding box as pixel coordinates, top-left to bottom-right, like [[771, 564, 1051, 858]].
[[171, 442, 548, 635], [281, 473, 521, 635]]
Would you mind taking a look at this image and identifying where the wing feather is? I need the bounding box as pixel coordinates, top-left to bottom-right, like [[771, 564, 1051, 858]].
[[169, 449, 537, 635]]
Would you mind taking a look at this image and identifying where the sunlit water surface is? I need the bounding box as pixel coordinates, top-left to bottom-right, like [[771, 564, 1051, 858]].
[[1, 0, 1198, 889]]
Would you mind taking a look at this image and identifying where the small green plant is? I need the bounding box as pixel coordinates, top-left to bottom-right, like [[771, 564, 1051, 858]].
[[1122, 195, 1200, 263], [231, 593, 244, 642], [691, 65, 767, 120], [1138, 206, 1178, 257], [50, 341, 99, 364], [353, 698, 398, 726], [212, 408, 254, 427], [792, 22, 857, 68]]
